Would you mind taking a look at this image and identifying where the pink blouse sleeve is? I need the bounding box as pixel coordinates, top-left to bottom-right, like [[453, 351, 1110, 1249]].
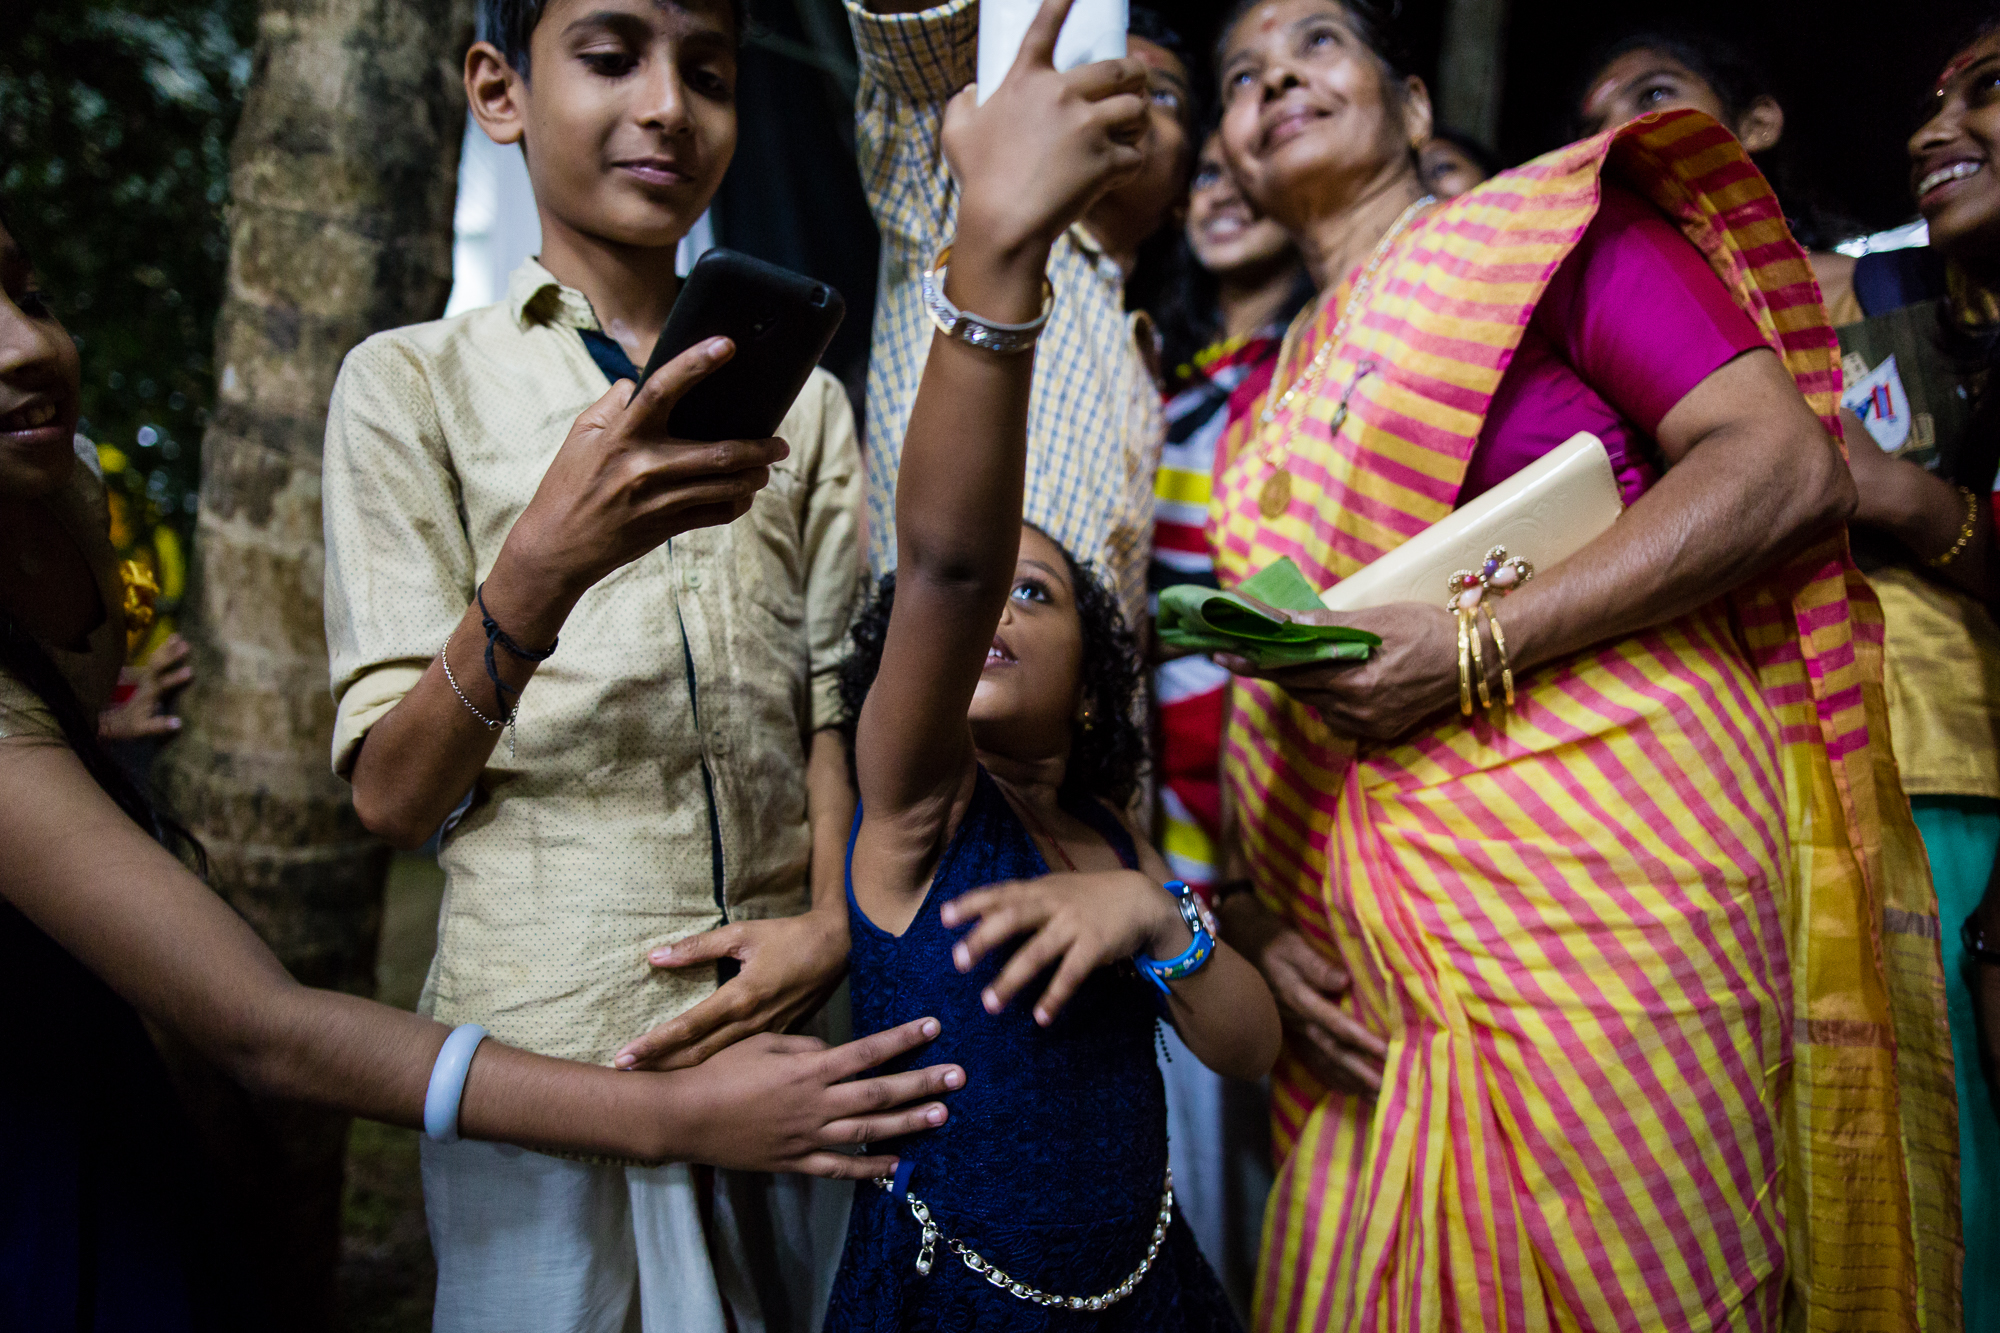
[[1533, 184, 1767, 435]]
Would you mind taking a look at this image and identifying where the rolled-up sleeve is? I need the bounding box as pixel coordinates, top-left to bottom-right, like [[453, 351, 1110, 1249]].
[[321, 333, 474, 778], [846, 0, 978, 261], [798, 374, 865, 731]]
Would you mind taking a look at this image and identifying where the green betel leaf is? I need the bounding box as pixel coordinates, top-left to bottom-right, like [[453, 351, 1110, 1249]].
[[1155, 558, 1380, 668], [1233, 557, 1327, 613]]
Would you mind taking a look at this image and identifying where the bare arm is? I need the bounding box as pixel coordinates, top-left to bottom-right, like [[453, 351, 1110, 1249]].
[[1481, 347, 1857, 678], [0, 738, 962, 1174], [1225, 348, 1859, 739], [856, 12, 1148, 825], [855, 270, 1043, 820], [1125, 831, 1279, 1080], [1842, 406, 1997, 605], [1155, 925, 1283, 1081], [347, 341, 787, 848]]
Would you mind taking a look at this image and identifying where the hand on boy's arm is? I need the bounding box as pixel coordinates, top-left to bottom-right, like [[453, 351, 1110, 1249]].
[[499, 336, 789, 607], [616, 907, 850, 1071]]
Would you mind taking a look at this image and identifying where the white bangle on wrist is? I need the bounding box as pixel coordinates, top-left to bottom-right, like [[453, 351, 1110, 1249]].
[[423, 1023, 489, 1144], [922, 245, 1054, 355]]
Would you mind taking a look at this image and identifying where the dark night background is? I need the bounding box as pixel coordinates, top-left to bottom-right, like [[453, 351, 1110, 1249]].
[[9, 0, 1983, 533], [716, 0, 1991, 403]]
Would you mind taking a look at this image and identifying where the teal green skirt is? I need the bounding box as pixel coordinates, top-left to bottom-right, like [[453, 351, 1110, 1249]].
[[1911, 794, 2000, 1331]]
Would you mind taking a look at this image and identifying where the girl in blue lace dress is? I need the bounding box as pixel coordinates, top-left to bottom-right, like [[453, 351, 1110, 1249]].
[[823, 3, 1281, 1328]]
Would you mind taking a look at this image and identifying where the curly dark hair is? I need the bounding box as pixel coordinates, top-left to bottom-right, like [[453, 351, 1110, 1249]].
[[835, 527, 1148, 808]]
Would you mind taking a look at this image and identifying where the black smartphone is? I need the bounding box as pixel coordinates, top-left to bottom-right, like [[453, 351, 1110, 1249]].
[[637, 248, 846, 441]]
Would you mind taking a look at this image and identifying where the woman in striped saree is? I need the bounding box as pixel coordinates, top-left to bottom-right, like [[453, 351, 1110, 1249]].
[[1204, 2, 1962, 1329]]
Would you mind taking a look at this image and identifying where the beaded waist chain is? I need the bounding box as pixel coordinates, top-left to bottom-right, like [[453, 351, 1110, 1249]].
[[872, 1166, 1175, 1311]]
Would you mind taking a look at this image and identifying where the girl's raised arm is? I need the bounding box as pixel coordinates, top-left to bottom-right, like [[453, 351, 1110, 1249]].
[[855, 0, 1148, 822]]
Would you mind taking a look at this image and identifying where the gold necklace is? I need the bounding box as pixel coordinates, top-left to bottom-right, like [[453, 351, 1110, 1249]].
[[1254, 193, 1435, 519]]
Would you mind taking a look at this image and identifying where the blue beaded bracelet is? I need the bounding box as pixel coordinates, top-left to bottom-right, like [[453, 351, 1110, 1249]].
[[1137, 880, 1216, 997]]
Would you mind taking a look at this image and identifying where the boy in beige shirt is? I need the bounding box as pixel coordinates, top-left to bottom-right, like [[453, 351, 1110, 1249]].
[[321, 0, 867, 1327]]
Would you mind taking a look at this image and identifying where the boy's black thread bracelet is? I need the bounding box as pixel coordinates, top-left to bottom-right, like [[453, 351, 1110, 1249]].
[[475, 582, 558, 719]]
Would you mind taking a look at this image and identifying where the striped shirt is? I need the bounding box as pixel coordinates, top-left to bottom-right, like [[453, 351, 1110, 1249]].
[[1151, 331, 1285, 594], [846, 0, 1163, 621], [1152, 331, 1284, 886]]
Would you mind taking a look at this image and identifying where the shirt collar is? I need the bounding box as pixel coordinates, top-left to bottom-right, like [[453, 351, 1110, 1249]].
[[505, 258, 603, 332], [1064, 222, 1128, 284]]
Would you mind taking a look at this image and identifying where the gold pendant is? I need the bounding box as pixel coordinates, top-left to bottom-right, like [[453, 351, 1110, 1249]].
[[1259, 468, 1292, 519]]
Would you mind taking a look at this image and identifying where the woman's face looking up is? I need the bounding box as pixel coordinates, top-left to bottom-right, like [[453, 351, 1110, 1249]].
[[1913, 31, 2000, 262], [0, 220, 83, 500], [1215, 0, 1427, 229], [1576, 48, 1783, 154]]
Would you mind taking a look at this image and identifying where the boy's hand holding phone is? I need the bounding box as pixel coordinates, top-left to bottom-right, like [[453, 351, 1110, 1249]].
[[500, 336, 788, 608], [942, 0, 1149, 278]]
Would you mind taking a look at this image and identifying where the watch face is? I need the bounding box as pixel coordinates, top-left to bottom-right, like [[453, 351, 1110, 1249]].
[[1196, 901, 1218, 940]]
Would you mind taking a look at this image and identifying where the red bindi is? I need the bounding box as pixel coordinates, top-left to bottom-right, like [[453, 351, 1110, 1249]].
[[1938, 53, 1977, 96]]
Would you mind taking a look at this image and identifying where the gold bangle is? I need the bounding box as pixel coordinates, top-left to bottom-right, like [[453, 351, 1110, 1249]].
[[1456, 607, 1474, 716], [1466, 604, 1493, 711], [1484, 606, 1515, 707], [1928, 484, 1980, 569]]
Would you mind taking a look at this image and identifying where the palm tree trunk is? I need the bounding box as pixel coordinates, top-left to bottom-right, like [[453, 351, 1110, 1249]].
[[155, 0, 472, 1321]]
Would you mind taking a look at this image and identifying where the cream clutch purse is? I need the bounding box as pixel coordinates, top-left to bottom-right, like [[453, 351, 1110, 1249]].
[[1318, 432, 1624, 611]]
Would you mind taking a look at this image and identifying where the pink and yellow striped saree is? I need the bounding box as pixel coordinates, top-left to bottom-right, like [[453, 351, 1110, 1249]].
[[1210, 111, 1960, 1332]]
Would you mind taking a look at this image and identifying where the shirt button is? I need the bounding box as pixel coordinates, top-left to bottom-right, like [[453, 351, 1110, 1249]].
[[709, 726, 732, 755], [684, 570, 703, 590]]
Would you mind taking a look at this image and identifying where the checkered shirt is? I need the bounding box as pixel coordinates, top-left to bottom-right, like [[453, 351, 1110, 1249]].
[[846, 0, 1164, 624]]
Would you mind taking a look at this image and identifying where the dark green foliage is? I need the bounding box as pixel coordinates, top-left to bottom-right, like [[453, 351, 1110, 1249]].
[[1, 0, 255, 563]]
